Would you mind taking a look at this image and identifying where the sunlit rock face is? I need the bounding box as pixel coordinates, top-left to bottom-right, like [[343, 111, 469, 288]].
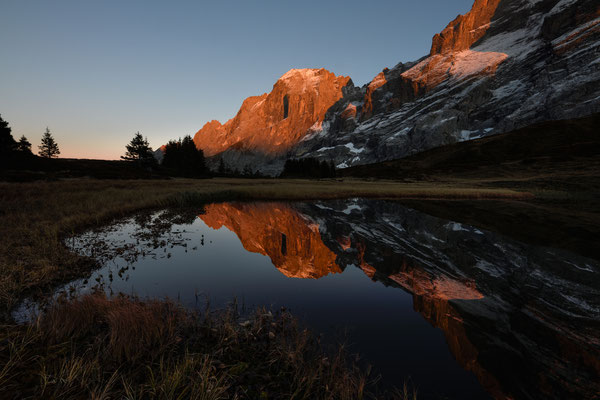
[[293, 0, 600, 170], [193, 68, 351, 157], [361, 71, 387, 120], [432, 0, 502, 53], [199, 202, 341, 279], [394, 0, 505, 94], [400, 50, 507, 92], [184, 0, 599, 174], [291, 199, 600, 400]]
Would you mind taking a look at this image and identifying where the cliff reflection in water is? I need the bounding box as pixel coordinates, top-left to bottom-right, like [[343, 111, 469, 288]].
[[199, 200, 600, 400], [199, 203, 341, 279]]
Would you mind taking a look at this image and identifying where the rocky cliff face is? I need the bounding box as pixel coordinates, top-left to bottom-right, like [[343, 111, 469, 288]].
[[431, 0, 503, 55], [290, 0, 600, 170], [187, 0, 599, 174], [192, 69, 351, 164]]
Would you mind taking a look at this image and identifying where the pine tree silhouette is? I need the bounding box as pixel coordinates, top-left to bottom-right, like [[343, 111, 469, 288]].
[[0, 114, 17, 156], [17, 135, 32, 153], [122, 132, 155, 166], [38, 127, 60, 158], [162, 135, 206, 177]]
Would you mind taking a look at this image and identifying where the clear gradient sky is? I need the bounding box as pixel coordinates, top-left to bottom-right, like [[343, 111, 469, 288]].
[[0, 0, 474, 159]]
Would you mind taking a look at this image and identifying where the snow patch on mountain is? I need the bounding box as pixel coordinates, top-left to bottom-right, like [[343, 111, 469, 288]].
[[472, 24, 543, 60], [280, 68, 322, 85], [450, 50, 509, 78], [345, 143, 364, 154], [402, 50, 508, 83]]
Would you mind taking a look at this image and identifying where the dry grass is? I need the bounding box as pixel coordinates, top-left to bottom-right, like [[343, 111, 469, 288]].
[[0, 293, 415, 399], [0, 177, 532, 314]]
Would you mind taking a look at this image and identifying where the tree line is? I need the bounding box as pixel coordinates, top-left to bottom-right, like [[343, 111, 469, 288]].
[[2, 114, 337, 179], [161, 135, 206, 177], [1, 114, 209, 178], [1, 115, 60, 159], [119, 132, 208, 177], [280, 158, 336, 178]]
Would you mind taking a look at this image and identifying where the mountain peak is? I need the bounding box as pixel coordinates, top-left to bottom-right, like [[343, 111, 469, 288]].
[[279, 68, 325, 80], [193, 67, 351, 157], [430, 0, 502, 56], [190, 0, 600, 175], [291, 0, 600, 172]]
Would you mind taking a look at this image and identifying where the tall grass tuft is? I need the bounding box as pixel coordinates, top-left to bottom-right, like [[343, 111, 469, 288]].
[[0, 293, 413, 399]]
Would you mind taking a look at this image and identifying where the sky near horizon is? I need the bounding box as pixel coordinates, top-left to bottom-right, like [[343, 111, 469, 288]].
[[0, 0, 474, 160]]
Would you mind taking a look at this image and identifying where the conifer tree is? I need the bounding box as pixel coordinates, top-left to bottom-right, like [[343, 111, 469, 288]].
[[162, 135, 206, 177], [280, 157, 336, 178], [242, 164, 253, 177], [0, 114, 17, 156], [122, 132, 155, 166], [38, 127, 60, 158], [17, 135, 32, 153], [218, 157, 226, 174]]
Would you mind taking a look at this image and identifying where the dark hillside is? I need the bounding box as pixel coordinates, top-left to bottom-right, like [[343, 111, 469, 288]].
[[341, 113, 600, 191], [0, 156, 165, 181]]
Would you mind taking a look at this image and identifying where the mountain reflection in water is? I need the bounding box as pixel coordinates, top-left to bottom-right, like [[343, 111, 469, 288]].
[[60, 200, 599, 400], [199, 203, 341, 279]]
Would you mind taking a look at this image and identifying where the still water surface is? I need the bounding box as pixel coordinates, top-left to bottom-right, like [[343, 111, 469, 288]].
[[38, 200, 600, 399]]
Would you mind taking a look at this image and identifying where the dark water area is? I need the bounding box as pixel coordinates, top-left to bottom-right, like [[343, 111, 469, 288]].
[[22, 200, 600, 400]]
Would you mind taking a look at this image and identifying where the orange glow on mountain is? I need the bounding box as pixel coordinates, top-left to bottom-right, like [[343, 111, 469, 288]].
[[199, 203, 341, 279], [362, 71, 387, 120], [354, 241, 377, 278], [429, 0, 502, 56], [193, 68, 351, 157], [387, 259, 484, 301], [362, 257, 506, 397], [337, 236, 352, 251], [400, 0, 506, 93]]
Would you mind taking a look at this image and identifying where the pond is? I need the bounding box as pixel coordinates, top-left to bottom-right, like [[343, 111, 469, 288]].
[[25, 200, 600, 399]]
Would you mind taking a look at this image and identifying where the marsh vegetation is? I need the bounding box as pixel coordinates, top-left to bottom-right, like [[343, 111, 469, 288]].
[[4, 293, 418, 399]]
